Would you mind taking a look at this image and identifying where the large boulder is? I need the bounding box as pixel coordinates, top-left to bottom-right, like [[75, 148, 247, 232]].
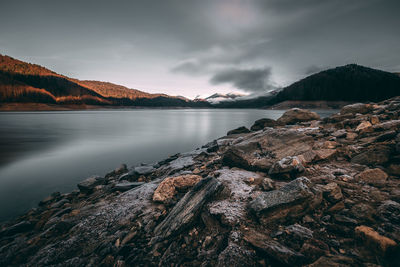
[[152, 174, 202, 203], [222, 128, 314, 172], [77, 175, 105, 193], [250, 118, 277, 131], [277, 108, 320, 125], [227, 126, 250, 136]]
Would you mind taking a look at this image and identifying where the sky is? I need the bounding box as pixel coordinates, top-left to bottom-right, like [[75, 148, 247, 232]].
[[0, 0, 399, 99]]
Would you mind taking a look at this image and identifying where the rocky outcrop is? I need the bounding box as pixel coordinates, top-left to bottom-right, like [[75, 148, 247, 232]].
[[250, 118, 277, 131], [277, 108, 320, 125], [227, 126, 250, 135], [1, 97, 400, 266]]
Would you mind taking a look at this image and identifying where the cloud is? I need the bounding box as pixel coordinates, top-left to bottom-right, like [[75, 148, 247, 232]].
[[171, 60, 204, 75], [210, 67, 275, 92]]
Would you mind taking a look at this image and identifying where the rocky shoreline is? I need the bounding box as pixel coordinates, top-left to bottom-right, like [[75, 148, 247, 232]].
[[1, 98, 400, 266]]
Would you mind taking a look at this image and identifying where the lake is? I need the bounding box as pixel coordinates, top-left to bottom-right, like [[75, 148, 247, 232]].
[[0, 109, 336, 222]]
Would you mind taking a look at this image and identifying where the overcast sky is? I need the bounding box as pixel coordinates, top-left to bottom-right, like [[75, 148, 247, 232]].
[[1, 0, 399, 98]]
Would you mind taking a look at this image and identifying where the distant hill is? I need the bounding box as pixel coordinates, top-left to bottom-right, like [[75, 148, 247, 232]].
[[0, 54, 209, 108], [214, 64, 400, 108], [275, 64, 400, 103]]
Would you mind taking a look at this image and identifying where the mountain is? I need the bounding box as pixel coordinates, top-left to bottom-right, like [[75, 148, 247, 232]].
[[215, 64, 400, 108], [204, 92, 246, 104], [0, 54, 209, 108], [275, 64, 400, 103]]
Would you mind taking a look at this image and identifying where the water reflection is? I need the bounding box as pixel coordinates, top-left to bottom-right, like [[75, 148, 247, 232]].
[[0, 109, 336, 221]]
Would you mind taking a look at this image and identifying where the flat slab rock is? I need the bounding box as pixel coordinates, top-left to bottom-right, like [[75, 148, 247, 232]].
[[152, 177, 222, 242], [249, 177, 313, 215], [243, 228, 306, 266]]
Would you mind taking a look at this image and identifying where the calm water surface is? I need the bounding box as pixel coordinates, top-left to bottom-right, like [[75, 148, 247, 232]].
[[0, 109, 336, 221]]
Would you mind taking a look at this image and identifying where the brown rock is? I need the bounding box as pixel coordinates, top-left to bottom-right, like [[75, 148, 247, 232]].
[[341, 103, 373, 115], [355, 225, 397, 255], [355, 121, 372, 132], [243, 229, 306, 266], [314, 149, 336, 161], [346, 132, 358, 140], [322, 183, 343, 203], [370, 115, 380, 125], [356, 168, 388, 186], [153, 174, 202, 203], [277, 108, 320, 125]]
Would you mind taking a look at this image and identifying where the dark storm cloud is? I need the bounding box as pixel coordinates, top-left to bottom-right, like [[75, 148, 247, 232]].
[[210, 67, 275, 93], [0, 0, 399, 97]]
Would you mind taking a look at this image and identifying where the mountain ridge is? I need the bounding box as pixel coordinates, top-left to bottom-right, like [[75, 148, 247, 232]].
[[0, 54, 209, 108]]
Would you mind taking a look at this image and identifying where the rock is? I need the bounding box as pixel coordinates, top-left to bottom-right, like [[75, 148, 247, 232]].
[[217, 242, 257, 267], [249, 177, 313, 216], [119, 165, 154, 181], [346, 132, 358, 140], [50, 198, 69, 209], [260, 177, 275, 191], [113, 182, 144, 192], [277, 108, 320, 125], [314, 149, 336, 161], [332, 129, 347, 138], [370, 115, 380, 125], [250, 118, 277, 131], [269, 156, 305, 178], [243, 229, 306, 266], [152, 174, 202, 203], [114, 164, 128, 175], [321, 182, 343, 203], [341, 103, 373, 115], [356, 168, 388, 186], [77, 175, 105, 193], [227, 126, 250, 135], [152, 177, 222, 242], [355, 225, 397, 255], [298, 150, 317, 165], [0, 221, 33, 238], [377, 200, 400, 224], [376, 130, 397, 142], [306, 255, 355, 266], [355, 121, 372, 132], [285, 224, 313, 240], [351, 145, 392, 166], [208, 169, 258, 225]]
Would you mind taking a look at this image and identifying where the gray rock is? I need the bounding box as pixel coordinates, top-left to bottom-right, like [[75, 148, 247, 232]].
[[77, 175, 105, 193], [113, 182, 145, 192], [249, 177, 313, 215], [227, 126, 250, 136], [119, 165, 154, 181], [268, 156, 305, 178], [152, 177, 222, 242], [0, 221, 33, 238], [250, 118, 277, 131], [285, 224, 313, 240]]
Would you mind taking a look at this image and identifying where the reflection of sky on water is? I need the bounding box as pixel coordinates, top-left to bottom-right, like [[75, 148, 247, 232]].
[[0, 109, 336, 221]]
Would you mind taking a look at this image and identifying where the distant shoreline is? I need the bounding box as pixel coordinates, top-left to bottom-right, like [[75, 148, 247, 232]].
[[0, 101, 350, 111]]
